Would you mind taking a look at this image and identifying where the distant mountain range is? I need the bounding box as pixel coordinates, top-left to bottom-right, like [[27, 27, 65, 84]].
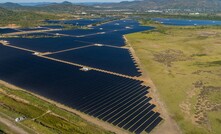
[[0, 0, 221, 13], [0, 1, 93, 14], [94, 0, 221, 12]]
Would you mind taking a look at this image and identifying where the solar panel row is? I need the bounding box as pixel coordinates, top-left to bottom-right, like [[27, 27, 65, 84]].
[[0, 45, 162, 133], [48, 46, 141, 76], [0, 18, 162, 133]]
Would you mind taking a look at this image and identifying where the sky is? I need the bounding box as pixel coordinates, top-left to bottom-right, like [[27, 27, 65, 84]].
[[0, 0, 133, 3]]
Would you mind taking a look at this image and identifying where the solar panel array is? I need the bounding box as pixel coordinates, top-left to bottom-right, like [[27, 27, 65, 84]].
[[2, 37, 92, 52], [0, 19, 162, 133], [0, 45, 162, 134], [48, 46, 141, 76], [0, 28, 20, 34]]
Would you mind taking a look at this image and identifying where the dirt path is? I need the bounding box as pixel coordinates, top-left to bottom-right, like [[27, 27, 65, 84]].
[[31, 110, 51, 121], [0, 114, 29, 134]]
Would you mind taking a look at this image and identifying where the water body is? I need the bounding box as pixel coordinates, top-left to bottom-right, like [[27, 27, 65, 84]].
[[152, 18, 221, 26]]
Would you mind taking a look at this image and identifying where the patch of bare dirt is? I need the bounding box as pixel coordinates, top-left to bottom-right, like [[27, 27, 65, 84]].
[[197, 31, 220, 37], [193, 82, 221, 130], [6, 24, 20, 28], [153, 49, 188, 67], [179, 87, 197, 124]]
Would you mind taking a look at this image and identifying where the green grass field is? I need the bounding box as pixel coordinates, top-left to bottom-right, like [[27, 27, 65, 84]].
[[0, 84, 113, 134], [126, 25, 221, 134]]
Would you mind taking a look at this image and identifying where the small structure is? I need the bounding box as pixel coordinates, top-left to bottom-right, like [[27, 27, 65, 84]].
[[94, 44, 103, 47], [125, 26, 131, 29], [81, 12, 87, 15], [55, 33, 60, 36], [87, 24, 93, 27], [189, 12, 200, 15], [15, 116, 26, 122], [0, 40, 9, 45], [80, 67, 90, 72], [3, 40, 8, 43], [99, 32, 105, 34], [34, 52, 40, 55]]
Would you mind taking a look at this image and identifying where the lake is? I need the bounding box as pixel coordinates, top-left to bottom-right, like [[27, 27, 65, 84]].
[[152, 18, 221, 26]]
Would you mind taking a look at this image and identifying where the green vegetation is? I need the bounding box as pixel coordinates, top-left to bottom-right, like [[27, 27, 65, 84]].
[[0, 7, 61, 27], [98, 0, 221, 13], [0, 84, 113, 134], [0, 122, 10, 134], [137, 13, 221, 21], [126, 24, 221, 134], [0, 2, 93, 14]]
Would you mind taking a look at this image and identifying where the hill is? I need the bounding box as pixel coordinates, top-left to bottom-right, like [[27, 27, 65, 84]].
[[0, 1, 93, 14], [95, 0, 221, 12], [0, 7, 60, 27], [0, 2, 22, 9]]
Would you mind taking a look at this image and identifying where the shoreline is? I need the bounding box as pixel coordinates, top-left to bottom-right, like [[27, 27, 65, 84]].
[[0, 80, 128, 134]]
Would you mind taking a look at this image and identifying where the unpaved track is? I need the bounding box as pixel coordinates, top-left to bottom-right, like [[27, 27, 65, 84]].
[[0, 115, 29, 134]]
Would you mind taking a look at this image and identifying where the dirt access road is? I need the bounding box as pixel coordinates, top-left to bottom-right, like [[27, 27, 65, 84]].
[[0, 115, 29, 134]]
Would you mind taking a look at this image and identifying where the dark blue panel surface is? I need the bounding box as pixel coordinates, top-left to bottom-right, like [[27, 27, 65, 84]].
[[48, 46, 141, 76], [3, 37, 91, 52]]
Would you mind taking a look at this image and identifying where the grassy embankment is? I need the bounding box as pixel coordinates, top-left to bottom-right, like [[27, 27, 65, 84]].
[[0, 84, 113, 134], [126, 23, 221, 134]]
